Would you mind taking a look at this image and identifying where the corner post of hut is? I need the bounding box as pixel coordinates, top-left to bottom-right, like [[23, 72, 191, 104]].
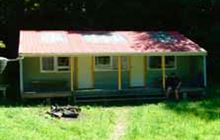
[[203, 55, 207, 87], [19, 56, 24, 96]]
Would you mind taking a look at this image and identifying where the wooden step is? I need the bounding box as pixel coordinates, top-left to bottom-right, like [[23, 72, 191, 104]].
[[74, 93, 166, 103], [75, 97, 167, 103]]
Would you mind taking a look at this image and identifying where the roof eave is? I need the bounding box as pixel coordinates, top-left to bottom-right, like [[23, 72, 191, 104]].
[[19, 51, 207, 57]]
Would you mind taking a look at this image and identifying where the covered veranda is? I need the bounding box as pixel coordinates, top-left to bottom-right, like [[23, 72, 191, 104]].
[[19, 31, 207, 100]]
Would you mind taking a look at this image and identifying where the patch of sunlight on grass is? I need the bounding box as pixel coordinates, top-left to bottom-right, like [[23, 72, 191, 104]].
[[0, 106, 117, 140]]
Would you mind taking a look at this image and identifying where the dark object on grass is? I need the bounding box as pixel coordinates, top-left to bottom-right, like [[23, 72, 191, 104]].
[[47, 105, 81, 119]]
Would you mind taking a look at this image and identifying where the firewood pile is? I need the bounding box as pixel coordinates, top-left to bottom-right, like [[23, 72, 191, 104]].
[[47, 105, 81, 119]]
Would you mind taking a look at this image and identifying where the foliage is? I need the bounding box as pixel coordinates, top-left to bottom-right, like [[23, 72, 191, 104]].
[[0, 0, 219, 30], [0, 41, 6, 48]]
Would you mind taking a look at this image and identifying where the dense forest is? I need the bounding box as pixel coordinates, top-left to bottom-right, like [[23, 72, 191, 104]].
[[0, 0, 219, 97]]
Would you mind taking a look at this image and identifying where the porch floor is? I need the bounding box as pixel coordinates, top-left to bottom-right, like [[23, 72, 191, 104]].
[[21, 88, 164, 99], [21, 91, 72, 99], [21, 87, 206, 102]]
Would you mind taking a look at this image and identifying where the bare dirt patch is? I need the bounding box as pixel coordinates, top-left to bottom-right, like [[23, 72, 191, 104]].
[[109, 108, 129, 140]]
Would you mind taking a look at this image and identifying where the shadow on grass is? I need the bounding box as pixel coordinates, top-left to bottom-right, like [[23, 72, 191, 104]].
[[1, 87, 219, 122], [0, 97, 166, 108], [76, 99, 164, 108], [0, 98, 71, 107], [163, 84, 220, 121], [164, 96, 220, 121]]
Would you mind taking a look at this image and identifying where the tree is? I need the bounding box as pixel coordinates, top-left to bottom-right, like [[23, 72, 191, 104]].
[[0, 41, 6, 48]]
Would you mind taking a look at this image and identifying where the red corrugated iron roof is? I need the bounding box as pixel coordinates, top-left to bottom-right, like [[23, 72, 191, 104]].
[[19, 30, 207, 56]]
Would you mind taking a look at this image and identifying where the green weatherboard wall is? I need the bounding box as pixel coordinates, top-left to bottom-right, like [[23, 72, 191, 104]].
[[95, 71, 129, 89], [22, 56, 204, 92], [23, 57, 70, 91], [146, 56, 204, 88]]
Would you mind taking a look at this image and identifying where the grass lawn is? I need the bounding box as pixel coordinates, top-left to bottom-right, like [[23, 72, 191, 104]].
[[0, 97, 220, 140], [0, 105, 119, 140], [122, 98, 220, 140]]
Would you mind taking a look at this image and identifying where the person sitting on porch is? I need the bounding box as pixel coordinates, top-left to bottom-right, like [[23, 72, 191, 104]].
[[165, 73, 182, 100]]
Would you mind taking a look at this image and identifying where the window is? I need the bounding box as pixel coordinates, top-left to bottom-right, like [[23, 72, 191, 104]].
[[165, 56, 176, 69], [41, 57, 69, 72], [121, 56, 128, 70], [95, 56, 128, 71], [41, 57, 55, 72], [95, 56, 112, 70], [57, 57, 70, 71], [148, 56, 176, 69]]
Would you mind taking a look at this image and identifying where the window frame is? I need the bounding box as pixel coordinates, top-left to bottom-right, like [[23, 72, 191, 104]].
[[148, 56, 177, 70], [95, 56, 113, 71], [95, 56, 129, 71], [57, 57, 70, 72], [40, 57, 56, 73], [40, 57, 70, 73]]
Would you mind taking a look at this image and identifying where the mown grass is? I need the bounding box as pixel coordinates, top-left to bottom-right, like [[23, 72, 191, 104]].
[[0, 105, 118, 140], [0, 97, 219, 140], [122, 98, 220, 140]]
